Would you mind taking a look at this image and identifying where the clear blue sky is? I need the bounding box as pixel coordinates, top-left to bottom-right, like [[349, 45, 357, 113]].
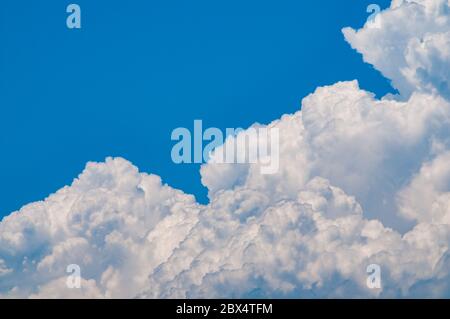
[[0, 0, 393, 218]]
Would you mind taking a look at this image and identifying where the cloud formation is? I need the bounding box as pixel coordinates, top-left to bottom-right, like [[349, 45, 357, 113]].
[[1, 0, 450, 298], [343, 0, 450, 99]]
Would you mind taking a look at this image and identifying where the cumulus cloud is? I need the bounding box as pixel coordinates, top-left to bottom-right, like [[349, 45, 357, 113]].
[[343, 0, 450, 99], [202, 81, 450, 231], [398, 150, 450, 223], [1, 0, 450, 298]]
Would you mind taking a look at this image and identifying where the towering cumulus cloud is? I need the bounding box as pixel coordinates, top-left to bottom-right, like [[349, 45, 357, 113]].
[[1, 0, 450, 298]]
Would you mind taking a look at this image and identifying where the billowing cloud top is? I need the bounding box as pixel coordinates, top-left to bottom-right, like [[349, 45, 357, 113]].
[[343, 0, 450, 99], [2, 0, 450, 298]]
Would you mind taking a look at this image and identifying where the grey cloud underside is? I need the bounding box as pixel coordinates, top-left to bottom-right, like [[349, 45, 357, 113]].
[[2, 0, 450, 298]]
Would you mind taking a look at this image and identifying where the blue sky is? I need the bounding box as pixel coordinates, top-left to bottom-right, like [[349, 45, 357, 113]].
[[0, 0, 393, 218]]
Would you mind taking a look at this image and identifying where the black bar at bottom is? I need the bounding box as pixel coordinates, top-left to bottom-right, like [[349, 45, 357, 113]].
[[0, 299, 447, 318]]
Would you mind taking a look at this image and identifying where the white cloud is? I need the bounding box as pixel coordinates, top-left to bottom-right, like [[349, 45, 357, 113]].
[[398, 150, 450, 223], [202, 81, 450, 231], [0, 259, 12, 277], [343, 0, 450, 99], [1, 0, 450, 298]]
